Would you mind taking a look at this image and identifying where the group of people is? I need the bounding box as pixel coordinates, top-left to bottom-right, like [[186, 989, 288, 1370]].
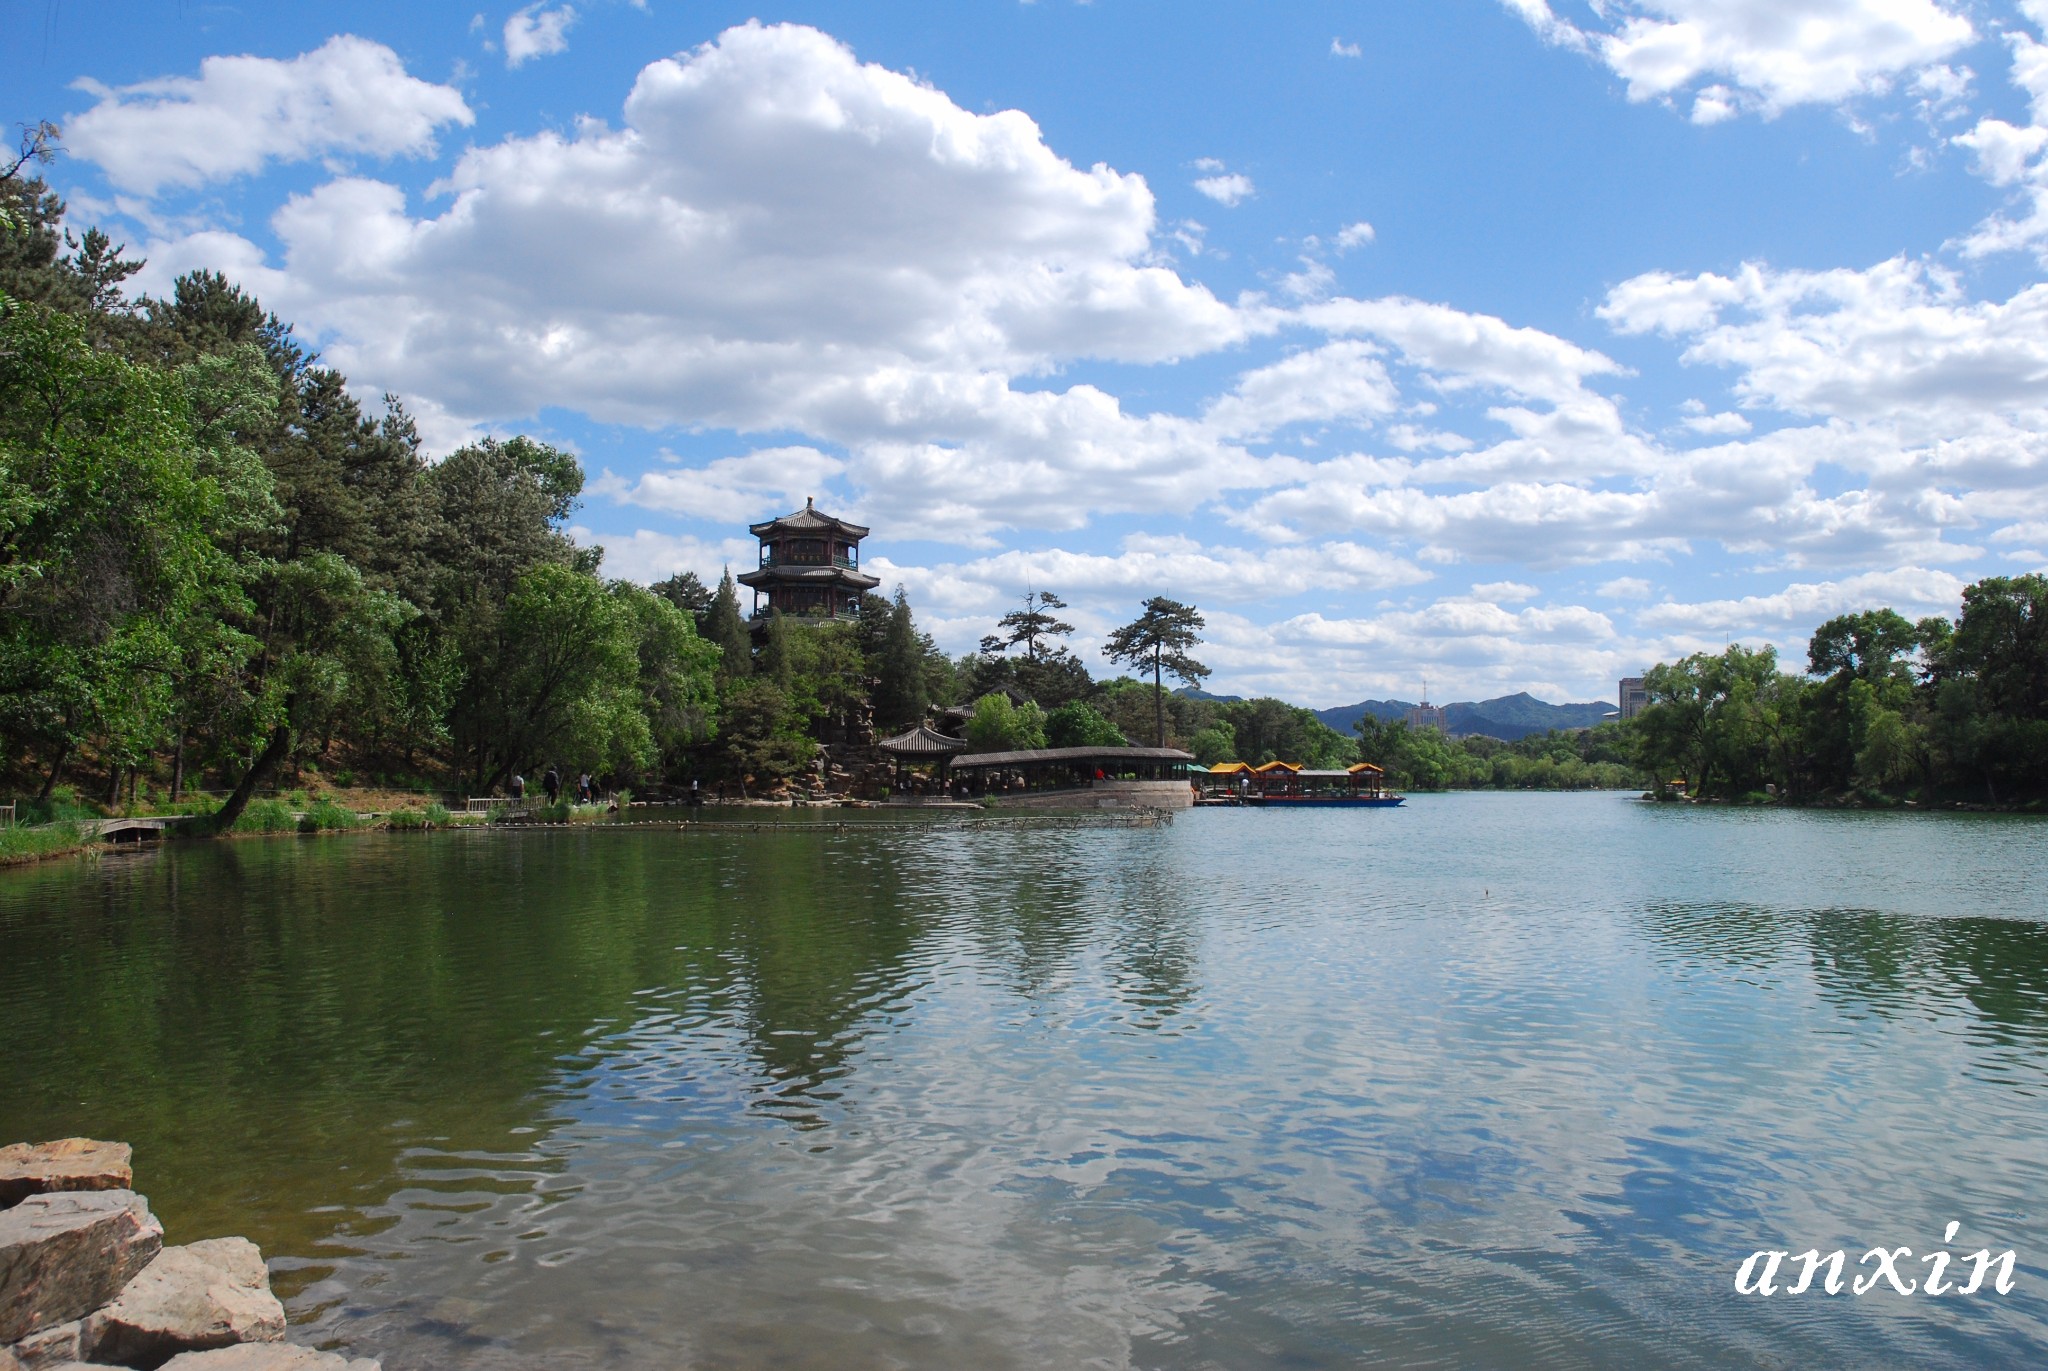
[[507, 768, 602, 805]]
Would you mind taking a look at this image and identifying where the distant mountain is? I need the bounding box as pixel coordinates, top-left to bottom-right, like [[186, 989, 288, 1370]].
[[1315, 691, 1617, 742], [1174, 686, 1616, 742]]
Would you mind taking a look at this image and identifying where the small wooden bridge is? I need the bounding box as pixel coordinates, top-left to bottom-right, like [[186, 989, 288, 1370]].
[[86, 815, 206, 843]]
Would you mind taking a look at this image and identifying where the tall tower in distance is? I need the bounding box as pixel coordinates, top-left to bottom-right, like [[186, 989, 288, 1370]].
[[1406, 678, 1447, 733], [1618, 676, 1648, 721], [737, 497, 881, 623]]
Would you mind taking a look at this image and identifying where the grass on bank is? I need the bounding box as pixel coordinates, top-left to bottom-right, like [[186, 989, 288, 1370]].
[[0, 820, 91, 865]]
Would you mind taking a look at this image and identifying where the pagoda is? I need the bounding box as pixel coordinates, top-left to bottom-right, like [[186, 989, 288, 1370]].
[[736, 497, 881, 622]]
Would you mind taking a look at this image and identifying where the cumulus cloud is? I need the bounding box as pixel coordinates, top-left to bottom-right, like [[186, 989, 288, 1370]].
[[1335, 221, 1376, 250], [505, 4, 578, 68], [1634, 568, 1971, 631], [1331, 38, 1362, 58], [65, 35, 473, 195], [1203, 340, 1399, 438], [140, 21, 1264, 539], [1599, 256, 2048, 436], [1498, 0, 1975, 119], [1193, 172, 1255, 206], [593, 446, 846, 523]]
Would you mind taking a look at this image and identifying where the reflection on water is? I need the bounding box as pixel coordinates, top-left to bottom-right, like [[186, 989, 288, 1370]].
[[3, 797, 2046, 1369]]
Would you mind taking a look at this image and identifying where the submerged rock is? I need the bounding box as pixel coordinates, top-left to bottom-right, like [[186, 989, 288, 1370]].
[[157, 1346, 380, 1371], [82, 1238, 285, 1369], [0, 1142, 134, 1210], [0, 1191, 162, 1345]]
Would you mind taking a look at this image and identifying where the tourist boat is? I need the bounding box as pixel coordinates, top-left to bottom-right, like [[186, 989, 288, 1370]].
[[1203, 760, 1405, 807]]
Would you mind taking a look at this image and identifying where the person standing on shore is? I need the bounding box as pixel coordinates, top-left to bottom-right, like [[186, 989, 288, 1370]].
[[511, 772, 525, 800], [544, 767, 560, 804]]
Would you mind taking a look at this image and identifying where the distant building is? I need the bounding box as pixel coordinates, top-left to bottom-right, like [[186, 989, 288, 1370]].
[[1405, 700, 1447, 733], [1619, 676, 1649, 722], [736, 497, 880, 623]]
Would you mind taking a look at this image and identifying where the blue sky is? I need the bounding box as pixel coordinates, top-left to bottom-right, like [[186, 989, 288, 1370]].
[[16, 0, 2048, 706]]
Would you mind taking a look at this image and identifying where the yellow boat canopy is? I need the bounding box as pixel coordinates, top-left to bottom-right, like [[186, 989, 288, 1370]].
[[1207, 761, 1254, 774], [1252, 760, 1302, 774], [1348, 762, 1385, 774]]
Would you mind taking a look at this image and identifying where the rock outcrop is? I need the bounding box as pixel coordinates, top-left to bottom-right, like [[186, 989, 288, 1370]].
[[0, 1144, 377, 1371], [0, 1144, 134, 1210], [0, 1193, 163, 1345], [81, 1241, 285, 1369]]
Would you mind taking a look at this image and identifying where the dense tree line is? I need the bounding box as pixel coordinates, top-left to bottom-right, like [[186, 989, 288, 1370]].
[[1630, 579, 2048, 805], [1, 157, 743, 820]]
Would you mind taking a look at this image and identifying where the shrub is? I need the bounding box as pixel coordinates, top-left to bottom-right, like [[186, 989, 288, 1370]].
[[299, 798, 364, 832], [385, 808, 427, 830], [232, 798, 297, 834], [423, 803, 451, 826], [18, 786, 98, 825]]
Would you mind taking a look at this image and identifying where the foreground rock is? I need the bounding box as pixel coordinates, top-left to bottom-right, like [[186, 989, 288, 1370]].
[[6, 1318, 83, 1370], [0, 1192, 162, 1345], [82, 1240, 285, 1369], [0, 1143, 377, 1371], [0, 1144, 134, 1211]]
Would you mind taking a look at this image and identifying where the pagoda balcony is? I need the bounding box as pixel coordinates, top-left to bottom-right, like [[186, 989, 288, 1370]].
[[756, 551, 860, 570]]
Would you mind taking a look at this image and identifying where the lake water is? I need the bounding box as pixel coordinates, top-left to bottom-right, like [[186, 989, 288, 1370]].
[[3, 794, 2045, 1369]]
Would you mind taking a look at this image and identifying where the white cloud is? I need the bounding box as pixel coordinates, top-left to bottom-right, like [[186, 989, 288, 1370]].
[[1203, 340, 1400, 438], [580, 528, 756, 584], [1335, 221, 1376, 250], [1498, 0, 1975, 119], [1634, 568, 1970, 631], [505, 4, 578, 68], [1599, 576, 1655, 599], [1471, 580, 1540, 602], [139, 22, 1265, 541], [1953, 117, 2048, 186], [1193, 173, 1255, 206], [1331, 38, 1362, 58], [885, 534, 1432, 613], [1680, 410, 1752, 434], [593, 445, 846, 523], [1599, 257, 2048, 436], [65, 35, 473, 196]]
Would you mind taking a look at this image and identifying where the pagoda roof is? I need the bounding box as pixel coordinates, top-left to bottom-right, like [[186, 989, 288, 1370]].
[[877, 724, 968, 757], [736, 564, 881, 589], [749, 498, 870, 540]]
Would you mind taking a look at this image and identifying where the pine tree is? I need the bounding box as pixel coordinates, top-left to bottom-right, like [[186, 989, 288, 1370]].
[[873, 589, 930, 731], [706, 569, 752, 679], [1103, 597, 1209, 748]]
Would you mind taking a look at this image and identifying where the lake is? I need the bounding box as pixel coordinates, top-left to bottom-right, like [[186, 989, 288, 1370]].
[[3, 793, 2044, 1369]]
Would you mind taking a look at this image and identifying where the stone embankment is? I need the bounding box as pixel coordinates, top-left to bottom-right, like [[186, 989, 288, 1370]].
[[0, 1141, 376, 1371]]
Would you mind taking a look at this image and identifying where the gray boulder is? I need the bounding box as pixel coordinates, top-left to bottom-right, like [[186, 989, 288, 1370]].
[[0, 1142, 133, 1211], [158, 1346, 379, 1371], [81, 1239, 285, 1369], [4, 1318, 79, 1370], [0, 1191, 162, 1344]]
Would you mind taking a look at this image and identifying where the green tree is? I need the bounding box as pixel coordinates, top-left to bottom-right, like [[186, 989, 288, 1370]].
[[704, 569, 752, 679], [966, 692, 1048, 752], [996, 591, 1074, 661], [649, 570, 714, 627], [0, 301, 252, 799], [619, 584, 720, 774], [872, 588, 931, 731], [451, 563, 649, 790], [1102, 597, 1209, 747], [1045, 700, 1127, 749]]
